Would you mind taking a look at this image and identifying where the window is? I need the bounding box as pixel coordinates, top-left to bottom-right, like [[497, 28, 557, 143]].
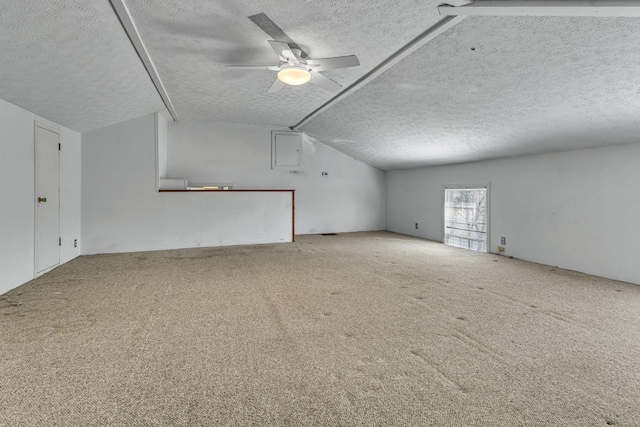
[[444, 186, 488, 253]]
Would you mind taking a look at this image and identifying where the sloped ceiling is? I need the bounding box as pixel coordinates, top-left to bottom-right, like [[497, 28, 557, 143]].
[[300, 15, 640, 169], [2, 1, 640, 169], [124, 0, 445, 125], [0, 1, 165, 132]]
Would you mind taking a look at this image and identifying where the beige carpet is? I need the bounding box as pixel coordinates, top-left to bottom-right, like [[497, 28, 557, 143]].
[[1, 231, 639, 426]]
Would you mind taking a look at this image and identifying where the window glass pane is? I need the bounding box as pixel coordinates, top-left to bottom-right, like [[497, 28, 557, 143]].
[[444, 188, 487, 252]]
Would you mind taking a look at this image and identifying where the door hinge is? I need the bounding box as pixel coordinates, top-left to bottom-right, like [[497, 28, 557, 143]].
[[59, 237, 62, 246], [59, 143, 61, 150]]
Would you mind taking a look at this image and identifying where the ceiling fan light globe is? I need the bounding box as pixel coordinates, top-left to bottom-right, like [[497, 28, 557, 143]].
[[278, 67, 311, 86]]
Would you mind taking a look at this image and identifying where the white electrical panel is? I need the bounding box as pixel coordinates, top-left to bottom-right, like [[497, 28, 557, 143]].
[[271, 131, 302, 170]]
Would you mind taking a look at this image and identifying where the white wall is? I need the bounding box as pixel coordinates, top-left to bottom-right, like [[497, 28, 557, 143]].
[[81, 114, 293, 255], [156, 113, 168, 180], [167, 121, 386, 234], [0, 98, 81, 294], [386, 144, 640, 285]]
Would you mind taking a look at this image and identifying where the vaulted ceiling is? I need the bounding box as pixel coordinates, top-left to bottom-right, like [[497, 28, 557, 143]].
[[2, 1, 640, 170]]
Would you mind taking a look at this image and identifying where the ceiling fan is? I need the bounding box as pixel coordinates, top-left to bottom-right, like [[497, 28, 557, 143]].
[[225, 40, 360, 93]]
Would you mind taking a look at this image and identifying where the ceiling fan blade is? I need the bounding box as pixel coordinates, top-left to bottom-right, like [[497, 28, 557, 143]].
[[268, 40, 291, 58], [249, 14, 310, 59], [225, 65, 280, 70], [309, 71, 342, 92], [266, 78, 286, 93], [306, 55, 360, 72]]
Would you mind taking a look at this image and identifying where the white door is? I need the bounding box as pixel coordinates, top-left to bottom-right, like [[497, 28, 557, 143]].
[[35, 122, 60, 275]]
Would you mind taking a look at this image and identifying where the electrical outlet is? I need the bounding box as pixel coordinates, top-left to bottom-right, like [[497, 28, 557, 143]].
[[74, 239, 77, 248], [415, 223, 418, 229], [500, 237, 506, 245]]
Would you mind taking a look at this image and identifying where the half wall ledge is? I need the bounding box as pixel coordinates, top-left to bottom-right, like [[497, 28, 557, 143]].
[[158, 189, 296, 242]]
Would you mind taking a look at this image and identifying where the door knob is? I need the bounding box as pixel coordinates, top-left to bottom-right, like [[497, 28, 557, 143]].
[[38, 197, 47, 203]]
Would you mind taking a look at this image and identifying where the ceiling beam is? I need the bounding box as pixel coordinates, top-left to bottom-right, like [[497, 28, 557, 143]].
[[292, 15, 467, 131], [109, 0, 179, 122], [439, 1, 640, 17]]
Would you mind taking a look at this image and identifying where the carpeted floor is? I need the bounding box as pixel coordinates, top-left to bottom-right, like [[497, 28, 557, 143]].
[[1, 231, 639, 426]]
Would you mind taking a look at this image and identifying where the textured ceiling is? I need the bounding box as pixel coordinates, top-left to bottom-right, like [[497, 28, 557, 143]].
[[125, 0, 445, 125], [301, 15, 640, 170], [0, 0, 165, 132], [2, 1, 640, 169]]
